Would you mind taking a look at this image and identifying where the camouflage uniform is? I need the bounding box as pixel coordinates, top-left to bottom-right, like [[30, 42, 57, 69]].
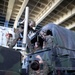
[[8, 19, 35, 50], [44, 35, 54, 49], [8, 28, 21, 48]]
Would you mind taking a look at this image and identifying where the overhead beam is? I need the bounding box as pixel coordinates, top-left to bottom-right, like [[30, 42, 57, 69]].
[[11, 17, 16, 20], [14, 0, 29, 28], [66, 22, 75, 29], [11, 14, 17, 17], [32, 0, 46, 6], [36, 0, 63, 25], [5, 0, 15, 21], [12, 11, 18, 15], [54, 7, 75, 24], [30, 9, 39, 14], [19, 0, 24, 2], [28, 3, 43, 10], [13, 8, 20, 11]]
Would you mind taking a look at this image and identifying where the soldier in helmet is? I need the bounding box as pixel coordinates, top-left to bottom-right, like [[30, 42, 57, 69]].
[[39, 29, 54, 49], [8, 19, 35, 48]]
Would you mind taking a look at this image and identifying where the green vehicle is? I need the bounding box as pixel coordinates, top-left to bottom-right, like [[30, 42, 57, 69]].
[[0, 46, 21, 75], [0, 23, 75, 75], [27, 23, 75, 75]]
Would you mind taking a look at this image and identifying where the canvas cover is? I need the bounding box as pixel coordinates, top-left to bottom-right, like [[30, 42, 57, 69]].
[[40, 23, 75, 58]]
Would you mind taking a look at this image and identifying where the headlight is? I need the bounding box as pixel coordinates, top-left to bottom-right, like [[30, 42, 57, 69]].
[[30, 60, 39, 71]]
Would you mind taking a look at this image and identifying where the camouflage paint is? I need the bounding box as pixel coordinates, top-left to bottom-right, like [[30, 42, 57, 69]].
[[0, 70, 20, 75], [0, 46, 21, 74]]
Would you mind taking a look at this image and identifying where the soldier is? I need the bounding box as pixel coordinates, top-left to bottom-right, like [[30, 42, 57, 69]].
[[8, 19, 35, 48], [34, 41, 41, 51], [44, 30, 54, 49], [39, 30, 54, 49], [6, 33, 13, 47]]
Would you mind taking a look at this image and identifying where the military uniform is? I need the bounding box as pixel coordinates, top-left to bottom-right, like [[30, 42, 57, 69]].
[[45, 35, 54, 49], [8, 28, 21, 48], [7, 19, 35, 47]]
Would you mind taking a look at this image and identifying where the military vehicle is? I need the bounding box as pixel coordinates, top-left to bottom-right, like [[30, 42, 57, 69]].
[[0, 23, 75, 75], [27, 23, 75, 75]]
